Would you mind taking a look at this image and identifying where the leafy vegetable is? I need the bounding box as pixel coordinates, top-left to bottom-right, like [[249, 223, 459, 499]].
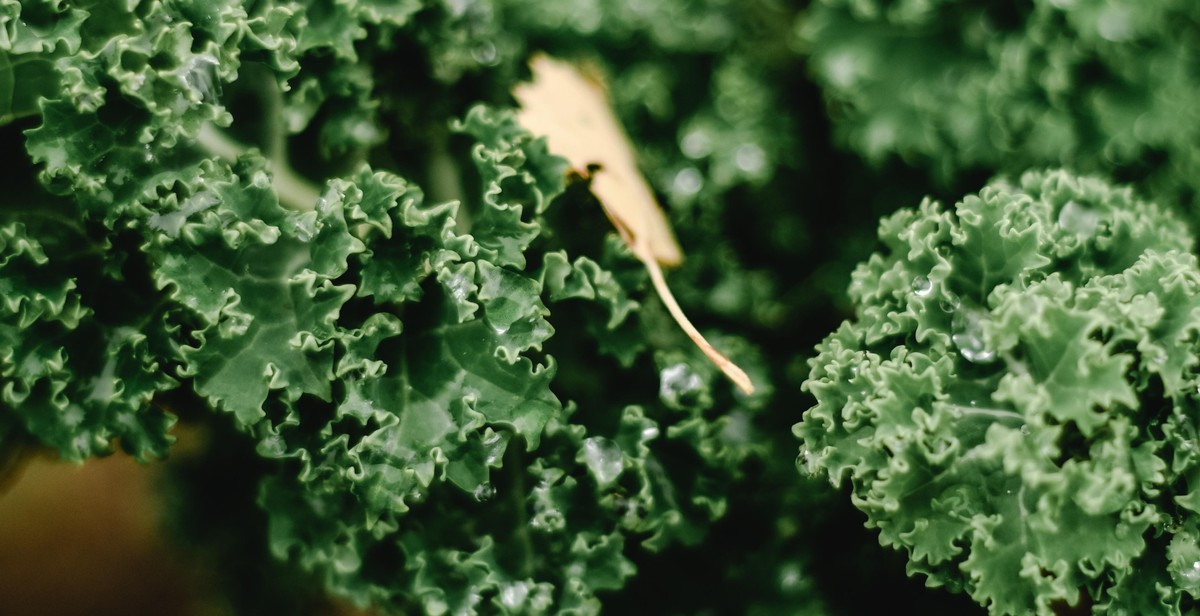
[[14, 0, 1200, 614], [798, 169, 1200, 614], [2, 1, 826, 613]]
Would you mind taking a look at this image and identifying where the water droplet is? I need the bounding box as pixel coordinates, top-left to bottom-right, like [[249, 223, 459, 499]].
[[672, 167, 703, 196], [952, 310, 997, 364], [659, 363, 704, 408], [483, 430, 507, 465], [778, 564, 803, 591], [473, 482, 496, 502], [1183, 561, 1200, 585], [182, 54, 219, 102], [641, 425, 660, 440], [531, 507, 563, 531], [797, 448, 814, 475], [582, 436, 624, 486], [680, 129, 712, 159], [294, 221, 316, 242], [734, 144, 766, 174], [911, 276, 933, 297], [1057, 200, 1102, 236], [1020, 424, 1031, 437], [954, 334, 996, 362], [446, 273, 471, 300], [939, 294, 961, 313], [472, 41, 498, 65]]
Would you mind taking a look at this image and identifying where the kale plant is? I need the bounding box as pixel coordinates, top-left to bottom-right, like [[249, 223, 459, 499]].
[[7, 0, 1200, 615], [0, 0, 843, 614], [799, 169, 1200, 614]]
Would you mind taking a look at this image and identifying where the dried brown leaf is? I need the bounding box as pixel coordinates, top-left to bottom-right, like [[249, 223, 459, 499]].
[[514, 54, 754, 394]]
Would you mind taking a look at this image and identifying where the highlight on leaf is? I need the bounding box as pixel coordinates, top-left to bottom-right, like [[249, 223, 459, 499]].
[[513, 54, 754, 395]]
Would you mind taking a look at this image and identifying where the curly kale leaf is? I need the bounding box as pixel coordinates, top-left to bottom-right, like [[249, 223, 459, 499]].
[[799, 170, 1200, 615], [0, 194, 177, 462], [4, 0, 822, 613], [246, 105, 776, 614]]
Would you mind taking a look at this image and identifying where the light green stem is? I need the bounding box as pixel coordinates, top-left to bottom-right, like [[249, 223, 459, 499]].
[[196, 124, 322, 211]]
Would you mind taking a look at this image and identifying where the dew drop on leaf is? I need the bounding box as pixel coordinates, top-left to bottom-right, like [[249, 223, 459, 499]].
[[659, 363, 704, 408], [952, 310, 996, 364], [182, 54, 219, 102], [672, 167, 703, 196], [582, 436, 624, 486], [473, 482, 496, 502], [778, 564, 803, 592], [1181, 562, 1200, 587], [680, 129, 712, 159], [472, 41, 498, 65], [912, 276, 933, 297], [797, 448, 818, 476], [446, 273, 471, 300], [482, 430, 507, 466], [734, 143, 766, 174]]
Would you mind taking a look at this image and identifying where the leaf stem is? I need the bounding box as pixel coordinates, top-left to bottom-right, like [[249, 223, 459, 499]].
[[510, 444, 535, 578], [642, 255, 754, 394], [196, 124, 322, 211]]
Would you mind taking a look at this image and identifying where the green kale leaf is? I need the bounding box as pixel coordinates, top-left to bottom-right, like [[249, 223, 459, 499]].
[[799, 170, 1200, 615]]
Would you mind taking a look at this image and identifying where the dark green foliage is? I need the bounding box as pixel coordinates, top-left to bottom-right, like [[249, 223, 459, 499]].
[[799, 170, 1200, 614], [7, 0, 1198, 614]]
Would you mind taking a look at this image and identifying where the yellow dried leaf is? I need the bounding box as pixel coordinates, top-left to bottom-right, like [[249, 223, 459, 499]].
[[514, 54, 754, 395], [514, 54, 682, 267]]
